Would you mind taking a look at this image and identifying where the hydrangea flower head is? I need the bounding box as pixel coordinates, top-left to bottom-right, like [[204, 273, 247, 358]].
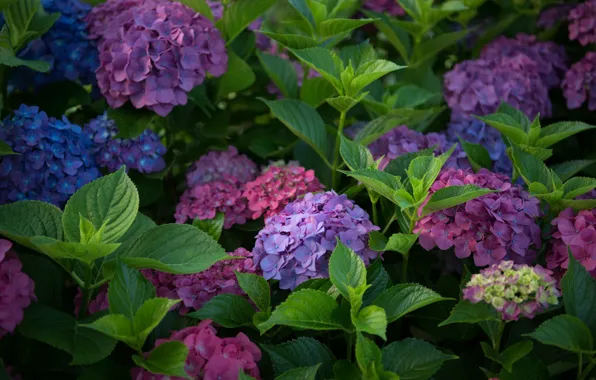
[[85, 113, 166, 173], [414, 168, 542, 267], [569, 0, 596, 46], [252, 191, 380, 290], [362, 0, 405, 17], [86, 0, 149, 39], [463, 261, 560, 320], [243, 162, 324, 219], [537, 4, 575, 29], [186, 146, 257, 187], [0, 105, 101, 206], [545, 208, 596, 280], [0, 240, 36, 338], [94, 0, 228, 116], [562, 52, 596, 110], [131, 319, 262, 380]]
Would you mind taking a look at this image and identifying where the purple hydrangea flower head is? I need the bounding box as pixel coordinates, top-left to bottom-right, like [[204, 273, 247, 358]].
[[85, 112, 166, 173], [0, 105, 101, 206], [0, 240, 36, 338], [447, 118, 512, 175], [94, 0, 228, 116], [480, 34, 568, 89], [252, 191, 380, 290], [414, 168, 542, 267], [537, 4, 576, 29], [10, 0, 99, 89], [569, 0, 596, 46], [463, 261, 560, 320], [86, 0, 150, 40], [186, 146, 257, 187], [444, 55, 552, 120], [362, 0, 405, 17], [562, 52, 596, 110]]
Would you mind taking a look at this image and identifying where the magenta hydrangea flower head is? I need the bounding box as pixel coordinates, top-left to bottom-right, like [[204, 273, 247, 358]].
[[569, 0, 596, 46], [74, 285, 109, 316], [243, 162, 324, 219], [362, 0, 405, 17], [537, 4, 575, 29], [0, 240, 36, 338], [480, 34, 568, 89], [252, 191, 380, 290], [185, 146, 257, 187], [545, 208, 596, 280], [463, 261, 560, 321], [85, 113, 166, 173], [562, 52, 596, 110], [94, 0, 228, 116], [86, 0, 150, 40], [414, 168, 542, 267], [131, 319, 262, 380]]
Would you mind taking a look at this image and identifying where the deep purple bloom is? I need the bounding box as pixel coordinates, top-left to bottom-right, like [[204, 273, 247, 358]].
[[362, 0, 405, 17], [185, 146, 257, 187], [537, 4, 576, 29], [562, 52, 596, 110], [569, 0, 596, 46]]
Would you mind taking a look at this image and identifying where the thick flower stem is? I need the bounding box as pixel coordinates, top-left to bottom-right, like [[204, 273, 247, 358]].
[[369, 191, 379, 226], [332, 111, 347, 189], [78, 266, 94, 319], [345, 332, 354, 361]]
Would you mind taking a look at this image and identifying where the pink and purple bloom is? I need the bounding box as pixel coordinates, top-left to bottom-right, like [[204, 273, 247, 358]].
[[537, 4, 576, 29], [562, 52, 596, 110], [362, 0, 405, 17], [185, 146, 257, 188], [463, 261, 560, 321], [569, 0, 596, 46]]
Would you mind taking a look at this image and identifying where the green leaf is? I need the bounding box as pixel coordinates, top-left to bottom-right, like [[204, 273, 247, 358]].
[[497, 357, 549, 380], [222, 0, 276, 44], [352, 302, 387, 340], [300, 76, 337, 108], [497, 102, 531, 132], [106, 107, 156, 139], [108, 260, 156, 319], [259, 32, 319, 49], [0, 200, 63, 250], [340, 135, 374, 171], [18, 303, 116, 365], [458, 138, 492, 171], [338, 41, 377, 69], [363, 10, 411, 62], [235, 271, 270, 312], [562, 177, 596, 199], [476, 114, 527, 145], [217, 52, 256, 99], [5, 0, 59, 50], [363, 260, 390, 307], [318, 18, 375, 38], [192, 212, 224, 242], [133, 341, 189, 379], [383, 147, 435, 178], [560, 199, 596, 211], [355, 332, 384, 379], [536, 121, 596, 148], [526, 315, 595, 354], [375, 283, 450, 323], [552, 160, 596, 182], [421, 185, 494, 216], [82, 314, 135, 348], [410, 30, 469, 66], [481, 341, 533, 373], [0, 0, 18, 11], [120, 224, 229, 274], [393, 85, 439, 108], [30, 237, 120, 265], [333, 360, 361, 380], [382, 338, 458, 380], [439, 301, 500, 326], [351, 60, 404, 95], [258, 289, 345, 333], [276, 365, 321, 380], [258, 51, 299, 99], [368, 231, 418, 256], [289, 47, 343, 92], [176, 0, 213, 20], [0, 139, 17, 155], [510, 145, 557, 192], [288, 0, 316, 31], [561, 250, 596, 337], [396, 0, 423, 20], [260, 98, 331, 167], [63, 167, 139, 243], [239, 371, 257, 380], [262, 337, 335, 380], [339, 168, 402, 202], [326, 95, 363, 113], [407, 155, 445, 201], [186, 294, 256, 328], [132, 298, 181, 348]]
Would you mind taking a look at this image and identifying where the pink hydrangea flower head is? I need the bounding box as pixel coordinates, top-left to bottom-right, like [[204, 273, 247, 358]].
[[545, 208, 596, 280], [186, 146, 257, 188], [414, 168, 542, 267], [562, 52, 596, 110], [569, 0, 596, 46], [480, 34, 568, 89], [74, 285, 109, 316], [131, 319, 262, 379], [537, 4, 576, 29], [463, 261, 560, 320], [243, 162, 324, 219], [0, 240, 36, 338], [94, 0, 228, 116], [252, 191, 380, 290], [362, 0, 405, 17]]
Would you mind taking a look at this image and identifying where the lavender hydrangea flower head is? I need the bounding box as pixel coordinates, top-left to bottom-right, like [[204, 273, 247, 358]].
[[94, 0, 228, 116], [362, 0, 405, 17], [562, 52, 596, 110], [414, 168, 542, 267], [85, 113, 166, 173], [537, 4, 575, 29], [0, 240, 36, 338], [569, 0, 596, 46], [186, 146, 258, 187], [252, 191, 380, 290], [463, 261, 560, 320], [0, 105, 101, 206]]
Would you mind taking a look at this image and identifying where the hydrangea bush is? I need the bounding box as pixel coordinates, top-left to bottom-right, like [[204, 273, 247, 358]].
[[3, 1, 596, 379]]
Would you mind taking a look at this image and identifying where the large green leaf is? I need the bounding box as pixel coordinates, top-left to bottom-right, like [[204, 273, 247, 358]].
[[106, 107, 155, 139], [536, 121, 596, 148], [0, 201, 63, 250], [4, 0, 58, 50], [355, 332, 384, 379], [339, 135, 374, 171], [382, 338, 458, 380], [340, 168, 402, 202], [217, 52, 256, 98], [221, 0, 276, 43], [288, 47, 343, 92], [275, 365, 321, 380], [132, 341, 189, 379], [526, 315, 596, 354], [259, 32, 319, 49], [374, 284, 450, 323], [552, 160, 596, 182], [476, 114, 527, 145], [192, 213, 224, 242], [439, 301, 500, 326], [410, 29, 469, 66], [329, 241, 366, 299], [318, 18, 375, 38], [510, 145, 557, 191], [561, 251, 596, 337], [481, 341, 533, 373], [562, 177, 596, 199], [0, 139, 16, 155], [108, 260, 156, 319], [30, 237, 120, 265], [363, 10, 411, 62], [350, 60, 404, 95], [363, 260, 390, 307], [258, 51, 299, 99], [458, 138, 492, 172], [300, 77, 337, 108], [186, 294, 256, 328], [421, 185, 495, 216], [288, 0, 316, 31], [262, 337, 335, 380], [368, 231, 418, 256], [0, 0, 18, 11], [131, 298, 181, 348], [235, 271, 270, 312], [383, 147, 435, 178]]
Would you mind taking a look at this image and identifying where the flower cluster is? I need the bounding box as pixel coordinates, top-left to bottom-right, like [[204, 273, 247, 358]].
[[252, 191, 380, 290], [243, 162, 323, 219], [11, 0, 99, 90], [86, 0, 148, 39], [545, 208, 596, 280], [91, 0, 228, 116], [131, 320, 262, 380], [463, 261, 560, 320], [185, 146, 257, 187], [562, 52, 596, 110], [85, 113, 166, 173], [74, 285, 109, 316], [362, 0, 405, 17], [0, 105, 101, 206], [0, 240, 36, 338], [569, 0, 596, 46], [415, 168, 542, 267], [537, 4, 576, 29]]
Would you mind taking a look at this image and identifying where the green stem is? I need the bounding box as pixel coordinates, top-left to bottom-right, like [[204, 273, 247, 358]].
[[346, 333, 354, 362], [369, 192, 378, 226], [578, 357, 596, 380], [77, 265, 94, 320], [332, 111, 347, 189], [401, 251, 409, 283], [579, 354, 584, 380], [382, 214, 396, 234]]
